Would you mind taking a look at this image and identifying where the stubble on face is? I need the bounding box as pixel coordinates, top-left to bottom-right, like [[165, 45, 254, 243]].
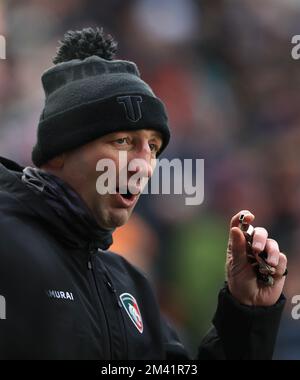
[[92, 192, 139, 229]]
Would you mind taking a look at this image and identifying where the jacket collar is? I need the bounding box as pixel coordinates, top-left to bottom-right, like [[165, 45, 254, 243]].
[[0, 157, 114, 251]]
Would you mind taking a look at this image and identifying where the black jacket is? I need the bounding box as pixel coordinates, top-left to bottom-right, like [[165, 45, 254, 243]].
[[0, 157, 285, 360]]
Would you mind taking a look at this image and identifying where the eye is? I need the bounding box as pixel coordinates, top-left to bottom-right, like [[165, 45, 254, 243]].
[[149, 143, 161, 155], [114, 137, 130, 145]]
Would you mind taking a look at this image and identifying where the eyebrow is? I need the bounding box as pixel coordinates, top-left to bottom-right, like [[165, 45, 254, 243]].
[[148, 132, 163, 142], [108, 131, 163, 145]]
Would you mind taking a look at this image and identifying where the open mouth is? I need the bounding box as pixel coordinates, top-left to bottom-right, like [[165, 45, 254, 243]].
[[120, 191, 134, 201], [116, 186, 139, 202]]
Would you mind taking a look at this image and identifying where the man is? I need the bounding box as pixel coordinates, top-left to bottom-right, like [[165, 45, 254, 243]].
[[0, 27, 287, 360]]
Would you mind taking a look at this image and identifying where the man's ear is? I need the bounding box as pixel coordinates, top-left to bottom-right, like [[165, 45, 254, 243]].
[[43, 154, 65, 170]]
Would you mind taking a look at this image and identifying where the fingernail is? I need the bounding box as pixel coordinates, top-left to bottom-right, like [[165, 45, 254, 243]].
[[253, 242, 263, 251]]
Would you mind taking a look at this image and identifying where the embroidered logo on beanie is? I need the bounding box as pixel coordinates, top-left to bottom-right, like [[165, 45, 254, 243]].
[[117, 96, 143, 122]]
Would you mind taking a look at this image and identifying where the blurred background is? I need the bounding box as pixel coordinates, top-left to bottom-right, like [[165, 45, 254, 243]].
[[1, 0, 300, 359]]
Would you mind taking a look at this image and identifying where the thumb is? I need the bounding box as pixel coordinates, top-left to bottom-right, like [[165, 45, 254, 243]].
[[228, 227, 247, 263]]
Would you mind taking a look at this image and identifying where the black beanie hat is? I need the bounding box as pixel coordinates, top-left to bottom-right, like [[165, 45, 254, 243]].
[[32, 28, 170, 167]]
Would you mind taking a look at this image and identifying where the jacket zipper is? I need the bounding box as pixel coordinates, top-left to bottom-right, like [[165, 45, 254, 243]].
[[87, 251, 113, 359], [102, 268, 129, 359], [103, 273, 122, 308]]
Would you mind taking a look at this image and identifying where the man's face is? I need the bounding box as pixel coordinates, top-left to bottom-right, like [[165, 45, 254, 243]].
[[60, 129, 163, 229]]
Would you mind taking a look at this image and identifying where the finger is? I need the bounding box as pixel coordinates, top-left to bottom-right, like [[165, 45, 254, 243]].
[[229, 227, 247, 262], [230, 210, 255, 229], [252, 227, 268, 253], [263, 239, 280, 267], [274, 253, 288, 278]]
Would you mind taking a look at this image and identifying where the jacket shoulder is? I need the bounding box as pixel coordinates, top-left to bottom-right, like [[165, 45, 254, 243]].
[[0, 189, 27, 216]]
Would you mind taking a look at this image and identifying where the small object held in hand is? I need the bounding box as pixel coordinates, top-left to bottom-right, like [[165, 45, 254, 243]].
[[239, 214, 274, 286], [283, 268, 288, 277]]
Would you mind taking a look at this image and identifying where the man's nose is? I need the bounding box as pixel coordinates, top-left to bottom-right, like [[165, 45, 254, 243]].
[[129, 161, 153, 179], [128, 143, 154, 178]]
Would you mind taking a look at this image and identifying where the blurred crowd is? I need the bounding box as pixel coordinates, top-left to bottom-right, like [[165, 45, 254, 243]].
[[1, 0, 300, 358]]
